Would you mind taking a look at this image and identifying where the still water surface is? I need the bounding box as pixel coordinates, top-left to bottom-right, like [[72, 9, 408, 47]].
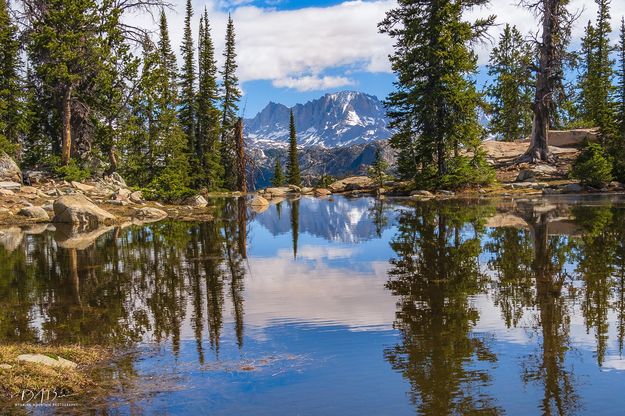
[[3, 195, 625, 414]]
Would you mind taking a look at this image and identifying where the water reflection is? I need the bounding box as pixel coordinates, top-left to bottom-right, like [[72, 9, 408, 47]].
[[2, 196, 625, 414]]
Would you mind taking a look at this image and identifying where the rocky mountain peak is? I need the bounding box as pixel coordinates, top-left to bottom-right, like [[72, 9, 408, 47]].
[[245, 91, 392, 148]]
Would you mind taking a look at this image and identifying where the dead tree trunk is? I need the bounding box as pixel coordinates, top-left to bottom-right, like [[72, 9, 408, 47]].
[[235, 118, 247, 193], [518, 0, 567, 164], [61, 86, 73, 165]]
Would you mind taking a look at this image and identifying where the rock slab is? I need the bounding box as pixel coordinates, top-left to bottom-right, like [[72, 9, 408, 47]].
[[52, 194, 116, 226]]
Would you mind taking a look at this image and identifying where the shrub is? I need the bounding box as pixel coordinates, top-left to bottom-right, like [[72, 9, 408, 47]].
[[571, 142, 613, 188], [144, 168, 194, 203], [54, 159, 92, 182], [438, 151, 495, 190]]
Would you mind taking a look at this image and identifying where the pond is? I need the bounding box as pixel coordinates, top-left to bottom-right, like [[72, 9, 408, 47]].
[[2, 195, 625, 415]]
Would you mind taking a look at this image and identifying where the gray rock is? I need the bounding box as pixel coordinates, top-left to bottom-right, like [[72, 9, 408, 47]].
[[52, 194, 116, 226], [516, 169, 536, 182], [265, 187, 290, 197], [71, 181, 96, 193], [0, 151, 21, 183], [300, 187, 314, 194], [129, 191, 144, 203], [437, 190, 454, 196], [0, 181, 21, 191], [17, 354, 77, 369], [288, 184, 302, 193], [0, 364, 12, 370], [183, 195, 208, 207], [328, 176, 374, 193], [18, 206, 50, 220], [314, 188, 332, 197], [133, 207, 168, 221], [410, 190, 434, 197], [562, 183, 584, 194], [108, 172, 127, 187]]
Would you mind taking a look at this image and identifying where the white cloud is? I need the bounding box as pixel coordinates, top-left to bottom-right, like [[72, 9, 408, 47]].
[[127, 0, 625, 92], [272, 75, 355, 91]]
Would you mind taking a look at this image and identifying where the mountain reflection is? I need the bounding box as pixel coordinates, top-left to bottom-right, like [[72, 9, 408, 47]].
[[2, 196, 625, 414]]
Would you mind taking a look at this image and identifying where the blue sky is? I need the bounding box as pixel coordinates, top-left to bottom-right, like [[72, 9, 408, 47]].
[[132, 0, 625, 116]]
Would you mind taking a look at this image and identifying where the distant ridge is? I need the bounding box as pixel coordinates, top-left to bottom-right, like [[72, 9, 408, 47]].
[[245, 91, 393, 148]]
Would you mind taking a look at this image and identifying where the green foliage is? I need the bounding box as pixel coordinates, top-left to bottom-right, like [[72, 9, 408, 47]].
[[220, 15, 242, 191], [486, 24, 534, 141], [179, 0, 197, 181], [272, 158, 285, 187], [438, 152, 495, 190], [145, 168, 194, 203], [367, 147, 389, 188], [576, 0, 617, 142], [571, 142, 613, 187], [316, 174, 335, 188], [53, 159, 91, 182], [286, 110, 301, 186], [0, 0, 23, 151], [197, 9, 224, 191], [380, 0, 494, 182]]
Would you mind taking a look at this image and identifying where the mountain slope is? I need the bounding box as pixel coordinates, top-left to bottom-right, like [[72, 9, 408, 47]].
[[245, 91, 392, 148]]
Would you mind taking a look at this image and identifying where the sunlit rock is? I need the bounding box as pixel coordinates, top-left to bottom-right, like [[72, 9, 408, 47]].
[[52, 194, 116, 226]]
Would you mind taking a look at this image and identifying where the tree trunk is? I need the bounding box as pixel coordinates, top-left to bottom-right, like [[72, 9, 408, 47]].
[[62, 86, 73, 165], [518, 0, 560, 164], [235, 118, 247, 193]]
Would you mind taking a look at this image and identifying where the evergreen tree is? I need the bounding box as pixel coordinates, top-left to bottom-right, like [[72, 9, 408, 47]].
[[136, 13, 190, 201], [27, 0, 104, 165], [368, 147, 389, 188], [272, 158, 284, 187], [612, 17, 625, 180], [197, 10, 224, 190], [179, 0, 197, 177], [0, 0, 22, 155], [576, 0, 616, 142], [486, 24, 534, 142], [379, 0, 494, 188], [286, 110, 301, 186], [220, 15, 242, 190], [618, 18, 625, 138]]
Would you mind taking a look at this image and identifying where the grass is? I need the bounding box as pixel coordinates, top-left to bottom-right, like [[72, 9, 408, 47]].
[[0, 344, 110, 399]]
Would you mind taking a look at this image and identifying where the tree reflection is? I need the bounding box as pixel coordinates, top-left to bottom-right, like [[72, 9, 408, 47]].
[[385, 201, 501, 415], [0, 198, 249, 359]]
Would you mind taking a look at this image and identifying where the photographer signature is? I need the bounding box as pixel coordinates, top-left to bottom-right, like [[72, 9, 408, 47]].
[[12, 388, 77, 404]]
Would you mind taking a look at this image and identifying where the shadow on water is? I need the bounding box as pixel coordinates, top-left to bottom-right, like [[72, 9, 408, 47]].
[[2, 195, 625, 414]]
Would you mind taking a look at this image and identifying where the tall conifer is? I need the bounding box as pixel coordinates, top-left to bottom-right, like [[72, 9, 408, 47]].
[[220, 15, 241, 190], [180, 0, 197, 171], [197, 10, 224, 190], [380, 0, 494, 186], [0, 0, 22, 154], [286, 110, 301, 186], [487, 24, 534, 141]]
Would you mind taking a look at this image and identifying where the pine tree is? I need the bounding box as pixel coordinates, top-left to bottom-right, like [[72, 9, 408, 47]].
[[179, 0, 197, 178], [617, 18, 625, 138], [379, 0, 494, 187], [368, 147, 389, 188], [133, 12, 190, 202], [486, 24, 534, 142], [272, 158, 284, 187], [220, 15, 242, 191], [577, 0, 616, 142], [612, 18, 625, 181], [27, 0, 104, 166], [286, 110, 301, 186], [0, 0, 22, 155], [197, 10, 224, 190]]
